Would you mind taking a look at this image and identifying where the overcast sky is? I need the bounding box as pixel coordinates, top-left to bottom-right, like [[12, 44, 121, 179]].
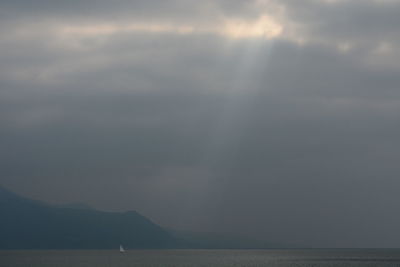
[[1, 0, 400, 248]]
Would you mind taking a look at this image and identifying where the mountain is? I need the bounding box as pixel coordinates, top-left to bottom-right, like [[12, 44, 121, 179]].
[[54, 202, 94, 210], [0, 186, 291, 249], [0, 186, 177, 249]]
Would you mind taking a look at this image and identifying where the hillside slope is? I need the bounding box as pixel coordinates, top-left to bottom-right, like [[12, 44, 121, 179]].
[[0, 186, 177, 249]]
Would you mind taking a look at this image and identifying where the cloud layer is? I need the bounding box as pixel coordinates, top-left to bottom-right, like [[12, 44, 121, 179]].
[[1, 0, 400, 247]]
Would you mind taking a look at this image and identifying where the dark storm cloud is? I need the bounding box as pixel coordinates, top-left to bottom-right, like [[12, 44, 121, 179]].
[[282, 0, 400, 41], [0, 0, 185, 19], [0, 0, 257, 26], [1, 0, 400, 248]]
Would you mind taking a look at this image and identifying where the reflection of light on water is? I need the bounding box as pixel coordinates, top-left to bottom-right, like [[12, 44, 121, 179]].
[[4, 248, 396, 266]]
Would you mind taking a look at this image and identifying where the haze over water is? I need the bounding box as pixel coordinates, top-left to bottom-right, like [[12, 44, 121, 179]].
[[2, 250, 400, 267]]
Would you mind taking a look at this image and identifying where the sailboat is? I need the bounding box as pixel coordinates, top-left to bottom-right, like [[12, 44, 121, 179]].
[[119, 245, 125, 253]]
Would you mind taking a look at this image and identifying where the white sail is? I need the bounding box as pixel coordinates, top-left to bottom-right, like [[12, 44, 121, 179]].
[[119, 245, 125, 253]]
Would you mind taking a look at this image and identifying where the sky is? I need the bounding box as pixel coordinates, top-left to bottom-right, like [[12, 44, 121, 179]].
[[1, 0, 400, 248]]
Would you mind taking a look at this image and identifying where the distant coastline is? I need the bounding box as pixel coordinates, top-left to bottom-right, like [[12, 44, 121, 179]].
[[0, 186, 287, 250]]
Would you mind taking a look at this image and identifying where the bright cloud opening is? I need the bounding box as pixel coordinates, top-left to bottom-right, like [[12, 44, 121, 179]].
[[55, 15, 283, 43], [221, 15, 283, 39]]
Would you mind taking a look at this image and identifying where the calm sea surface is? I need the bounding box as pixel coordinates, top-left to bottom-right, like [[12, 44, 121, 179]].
[[1, 249, 400, 267]]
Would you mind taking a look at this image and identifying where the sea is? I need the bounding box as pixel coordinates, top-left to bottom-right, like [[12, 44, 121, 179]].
[[1, 249, 400, 267]]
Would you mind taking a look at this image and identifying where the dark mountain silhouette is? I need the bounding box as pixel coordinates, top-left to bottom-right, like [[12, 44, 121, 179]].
[[0, 186, 289, 249], [54, 202, 94, 210], [0, 186, 177, 249]]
